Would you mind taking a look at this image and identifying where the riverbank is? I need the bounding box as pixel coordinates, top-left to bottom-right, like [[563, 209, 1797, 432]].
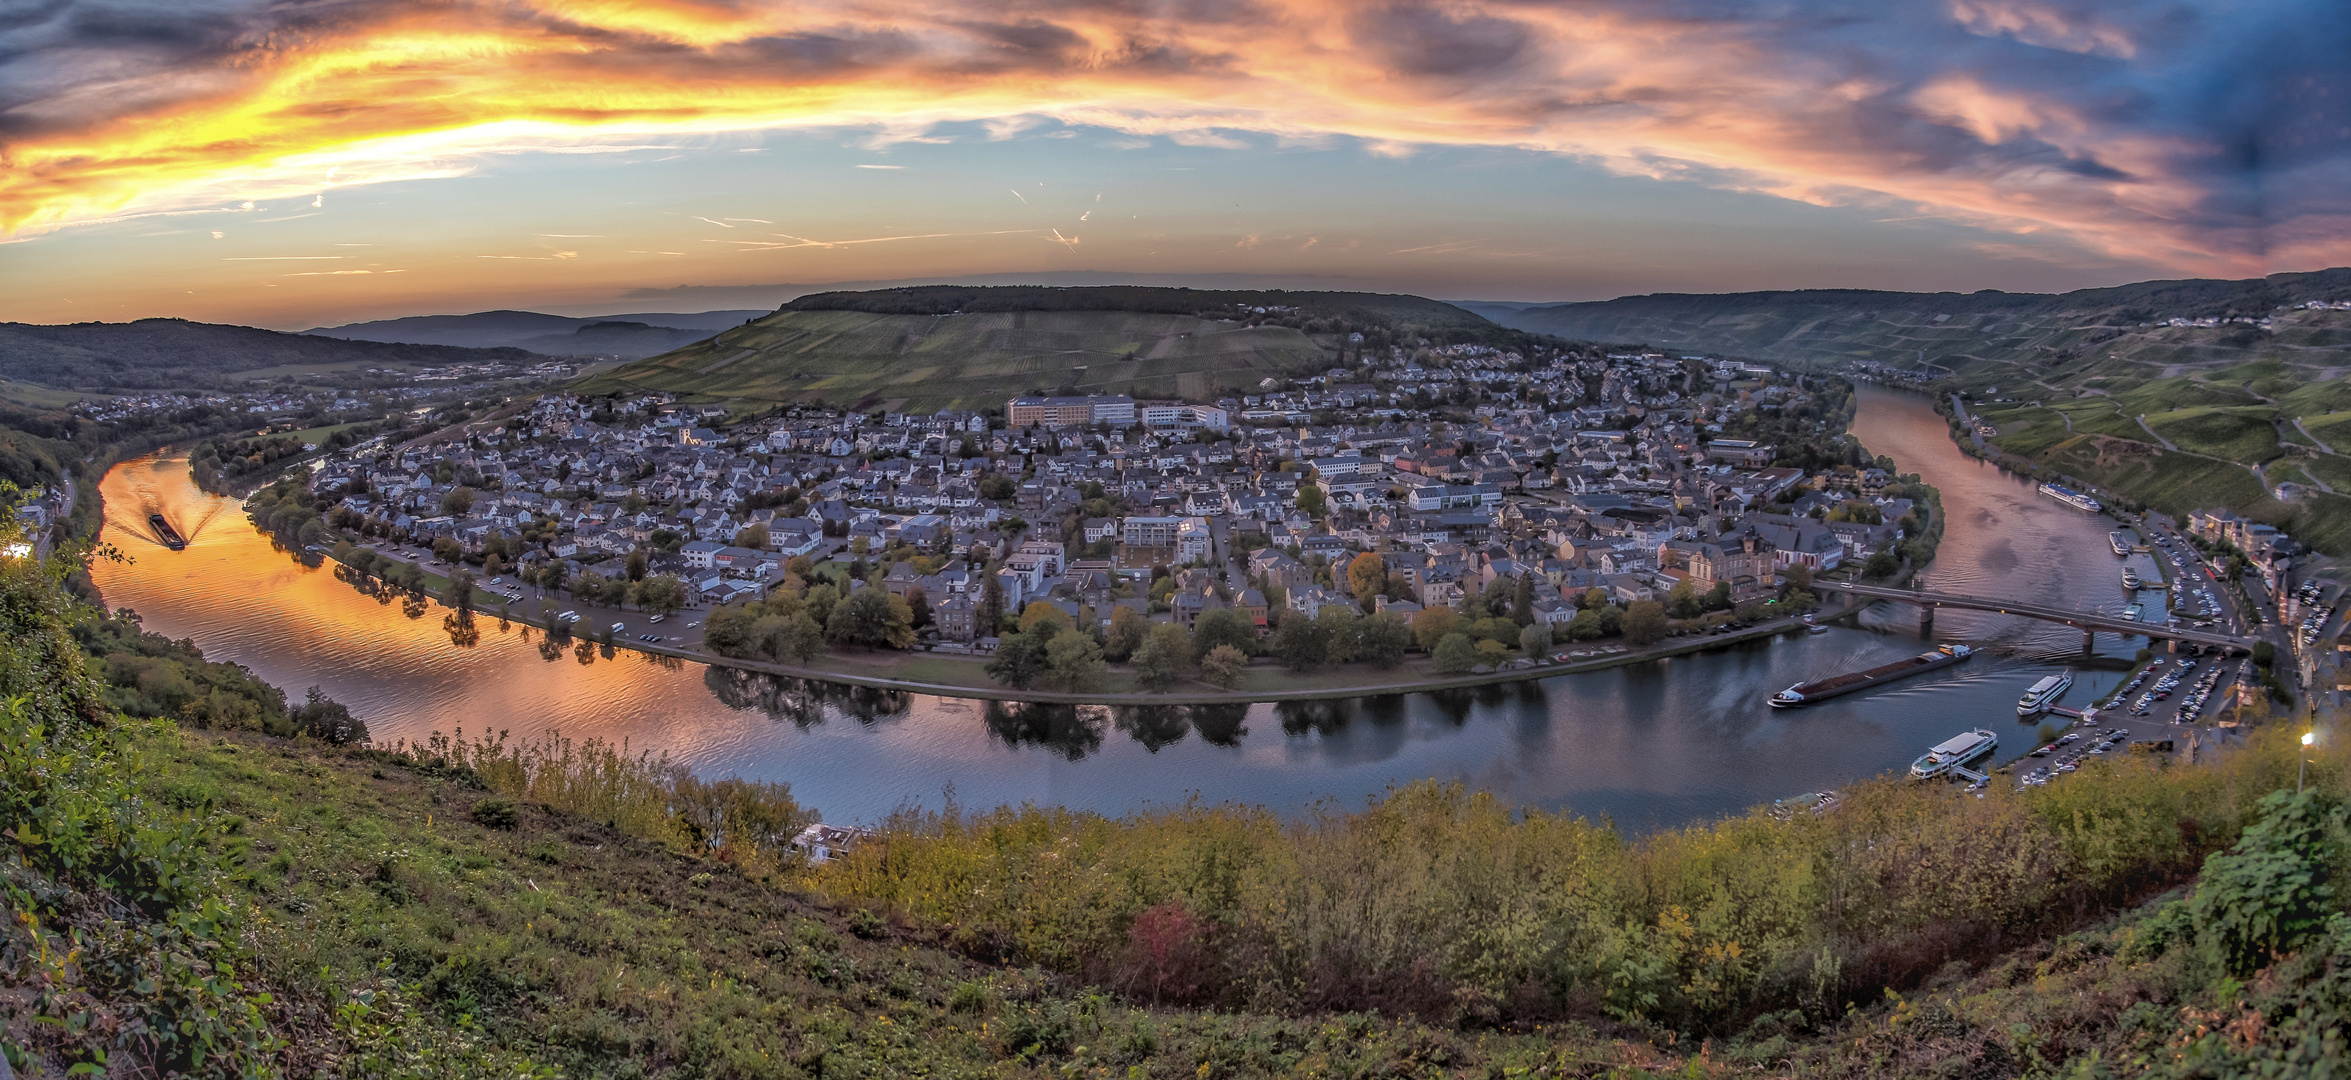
[[345, 550, 1850, 704]]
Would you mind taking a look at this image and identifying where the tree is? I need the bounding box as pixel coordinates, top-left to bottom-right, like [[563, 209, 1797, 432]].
[[440, 486, 476, 516], [1520, 621, 1553, 657], [626, 548, 650, 582], [1863, 548, 1900, 580], [1199, 644, 1247, 688], [1268, 615, 1330, 671], [1346, 552, 1387, 612], [1018, 601, 1072, 638], [1704, 581, 1732, 612], [903, 586, 933, 630], [1358, 612, 1411, 668], [538, 561, 567, 597], [1192, 608, 1256, 657], [786, 554, 815, 578], [449, 571, 476, 612], [1296, 484, 1327, 520], [1104, 606, 1151, 661], [779, 611, 827, 663], [735, 524, 771, 550], [638, 574, 688, 617], [978, 573, 1007, 633], [986, 631, 1048, 689], [1475, 639, 1510, 667], [1044, 633, 1106, 692], [291, 686, 367, 745], [827, 587, 915, 649], [1431, 633, 1477, 674], [1411, 607, 1459, 651], [483, 553, 505, 580], [1511, 574, 1535, 626], [1580, 587, 1610, 610], [1667, 578, 1701, 619], [1623, 600, 1668, 646], [1132, 626, 1189, 690], [1315, 606, 1361, 664], [1782, 563, 1814, 596]]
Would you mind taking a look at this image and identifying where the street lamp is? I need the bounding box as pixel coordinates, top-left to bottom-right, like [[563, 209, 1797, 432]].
[[2301, 730, 2317, 793]]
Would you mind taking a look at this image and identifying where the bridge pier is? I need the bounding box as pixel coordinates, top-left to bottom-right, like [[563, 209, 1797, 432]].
[[1921, 604, 1934, 635], [2168, 637, 2177, 654], [2082, 628, 2095, 654]]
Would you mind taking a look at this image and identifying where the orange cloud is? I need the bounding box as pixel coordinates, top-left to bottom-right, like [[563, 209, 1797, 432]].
[[1, 0, 2337, 275]]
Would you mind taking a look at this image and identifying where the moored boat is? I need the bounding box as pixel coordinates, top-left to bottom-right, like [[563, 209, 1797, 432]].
[[2110, 531, 2133, 556], [2121, 567, 2143, 590], [2039, 482, 2102, 513], [2016, 670, 2074, 716], [1911, 729, 1998, 779], [1770, 644, 1972, 708]]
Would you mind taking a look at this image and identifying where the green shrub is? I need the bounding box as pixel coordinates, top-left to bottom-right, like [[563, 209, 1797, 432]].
[[470, 797, 520, 830]]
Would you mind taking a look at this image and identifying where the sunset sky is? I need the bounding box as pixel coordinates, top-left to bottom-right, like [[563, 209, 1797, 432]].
[[3, 0, 2344, 329]]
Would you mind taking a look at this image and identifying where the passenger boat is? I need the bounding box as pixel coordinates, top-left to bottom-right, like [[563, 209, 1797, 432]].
[[1911, 729, 1998, 779], [2121, 567, 2143, 590], [2109, 532, 2133, 557], [149, 513, 186, 551], [2122, 602, 2144, 622], [1769, 644, 1972, 708], [2016, 670, 2074, 716], [2038, 482, 2102, 513]]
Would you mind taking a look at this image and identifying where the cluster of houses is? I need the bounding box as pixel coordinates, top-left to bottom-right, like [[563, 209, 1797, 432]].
[[301, 346, 1920, 644]]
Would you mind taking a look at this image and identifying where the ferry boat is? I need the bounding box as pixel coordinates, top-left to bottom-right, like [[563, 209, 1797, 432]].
[[1911, 729, 1999, 779], [2038, 482, 2102, 513], [2110, 532, 2134, 557], [2121, 567, 2143, 590], [2122, 602, 2145, 622], [148, 513, 186, 551], [2016, 670, 2074, 716], [1770, 643, 1973, 708]]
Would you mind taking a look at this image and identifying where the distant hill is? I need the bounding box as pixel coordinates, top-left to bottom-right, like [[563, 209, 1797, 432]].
[[306, 308, 766, 359], [578, 286, 1522, 412], [0, 318, 538, 393], [1474, 268, 2351, 553], [1465, 268, 2351, 370]]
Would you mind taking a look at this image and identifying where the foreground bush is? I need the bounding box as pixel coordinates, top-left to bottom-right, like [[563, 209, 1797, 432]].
[[809, 725, 2337, 1034]]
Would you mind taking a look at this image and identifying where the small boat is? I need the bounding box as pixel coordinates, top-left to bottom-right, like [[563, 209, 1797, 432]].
[[2039, 482, 2102, 513], [2121, 567, 2143, 590], [1807, 622, 1830, 634], [2109, 532, 2133, 557], [1911, 729, 1999, 779], [149, 513, 186, 550], [1771, 644, 1972, 708], [2016, 670, 2075, 716], [2121, 602, 2144, 622]]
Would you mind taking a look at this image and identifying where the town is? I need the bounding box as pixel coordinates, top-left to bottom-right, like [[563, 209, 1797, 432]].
[[277, 347, 1934, 688]]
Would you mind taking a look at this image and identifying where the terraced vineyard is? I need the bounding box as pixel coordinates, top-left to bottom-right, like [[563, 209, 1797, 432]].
[[578, 307, 1332, 413]]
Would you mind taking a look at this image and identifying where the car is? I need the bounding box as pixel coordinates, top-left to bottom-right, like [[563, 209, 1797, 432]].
[[2031, 745, 2055, 757], [649, 614, 665, 623], [2057, 733, 2081, 745]]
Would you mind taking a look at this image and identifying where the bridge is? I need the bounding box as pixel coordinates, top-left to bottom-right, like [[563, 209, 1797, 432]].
[[1830, 582, 2258, 653]]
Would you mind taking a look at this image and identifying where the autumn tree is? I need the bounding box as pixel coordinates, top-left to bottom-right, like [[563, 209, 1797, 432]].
[[1346, 552, 1387, 612]]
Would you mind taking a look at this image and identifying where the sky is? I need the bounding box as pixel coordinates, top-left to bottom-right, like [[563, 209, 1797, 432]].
[[2, 0, 2346, 329]]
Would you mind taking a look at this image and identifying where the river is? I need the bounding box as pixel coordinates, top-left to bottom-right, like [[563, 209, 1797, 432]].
[[88, 386, 2160, 831]]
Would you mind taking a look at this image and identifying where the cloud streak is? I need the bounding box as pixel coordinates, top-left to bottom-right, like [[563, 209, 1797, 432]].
[[2, 0, 2345, 273]]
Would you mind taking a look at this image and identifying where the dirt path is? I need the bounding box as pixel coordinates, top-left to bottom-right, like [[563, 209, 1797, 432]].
[[2294, 417, 2339, 455], [2136, 414, 2180, 451]]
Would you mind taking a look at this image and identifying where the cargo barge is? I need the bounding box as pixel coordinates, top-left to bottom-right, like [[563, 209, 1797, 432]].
[[149, 513, 186, 551], [1769, 643, 1972, 708]]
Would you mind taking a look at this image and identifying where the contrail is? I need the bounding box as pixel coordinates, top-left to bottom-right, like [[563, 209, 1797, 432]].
[[1008, 189, 1029, 205]]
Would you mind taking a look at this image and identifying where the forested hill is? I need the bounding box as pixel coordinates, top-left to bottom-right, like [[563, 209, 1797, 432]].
[[0, 318, 538, 393], [1463, 267, 2351, 370]]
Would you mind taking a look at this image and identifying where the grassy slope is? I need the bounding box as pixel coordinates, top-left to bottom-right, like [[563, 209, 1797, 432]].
[[578, 308, 1332, 413]]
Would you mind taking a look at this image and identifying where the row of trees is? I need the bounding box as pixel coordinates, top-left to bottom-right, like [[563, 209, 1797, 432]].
[[701, 574, 924, 665]]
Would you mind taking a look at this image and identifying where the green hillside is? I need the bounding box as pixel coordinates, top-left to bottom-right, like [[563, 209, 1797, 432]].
[[577, 286, 1520, 412], [0, 318, 538, 393], [1474, 269, 2351, 552]]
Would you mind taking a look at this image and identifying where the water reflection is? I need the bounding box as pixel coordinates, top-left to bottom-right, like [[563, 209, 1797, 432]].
[[702, 668, 913, 728]]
